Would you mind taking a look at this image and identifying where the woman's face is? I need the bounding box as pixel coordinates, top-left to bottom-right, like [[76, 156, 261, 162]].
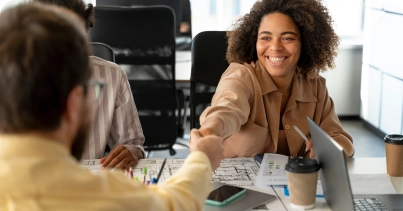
[[256, 12, 301, 79]]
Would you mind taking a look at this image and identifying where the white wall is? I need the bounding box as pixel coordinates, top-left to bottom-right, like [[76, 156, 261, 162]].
[[321, 43, 363, 116], [361, 0, 403, 135]]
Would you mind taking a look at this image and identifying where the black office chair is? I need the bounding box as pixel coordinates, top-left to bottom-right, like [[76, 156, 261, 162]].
[[89, 5, 182, 156], [90, 42, 115, 63], [190, 31, 229, 129], [96, 0, 183, 36]]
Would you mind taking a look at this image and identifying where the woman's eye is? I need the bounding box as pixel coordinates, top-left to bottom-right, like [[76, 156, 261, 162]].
[[261, 37, 269, 41], [283, 37, 295, 41]]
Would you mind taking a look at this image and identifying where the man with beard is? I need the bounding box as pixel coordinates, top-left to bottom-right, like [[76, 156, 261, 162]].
[[4, 0, 147, 171], [0, 3, 224, 210]]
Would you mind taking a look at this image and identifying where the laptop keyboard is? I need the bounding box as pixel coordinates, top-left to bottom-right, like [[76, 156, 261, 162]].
[[354, 198, 388, 211]]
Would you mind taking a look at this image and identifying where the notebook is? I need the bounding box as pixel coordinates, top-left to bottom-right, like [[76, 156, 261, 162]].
[[307, 117, 403, 211]]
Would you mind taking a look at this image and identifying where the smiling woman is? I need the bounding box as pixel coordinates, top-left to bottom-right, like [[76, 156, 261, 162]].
[[194, 0, 355, 160]]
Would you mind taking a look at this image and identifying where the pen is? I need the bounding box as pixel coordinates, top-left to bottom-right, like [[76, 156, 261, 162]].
[[294, 125, 311, 155], [293, 125, 309, 143], [141, 167, 147, 184], [156, 158, 167, 184]]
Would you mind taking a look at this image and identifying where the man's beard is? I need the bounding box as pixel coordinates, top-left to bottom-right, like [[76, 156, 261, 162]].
[[71, 123, 89, 160]]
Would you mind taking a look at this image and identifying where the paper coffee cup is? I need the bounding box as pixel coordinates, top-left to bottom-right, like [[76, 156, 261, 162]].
[[384, 134, 403, 177], [285, 157, 320, 210]]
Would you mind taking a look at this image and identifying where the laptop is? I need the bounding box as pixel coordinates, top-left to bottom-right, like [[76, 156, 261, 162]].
[[307, 117, 403, 211]]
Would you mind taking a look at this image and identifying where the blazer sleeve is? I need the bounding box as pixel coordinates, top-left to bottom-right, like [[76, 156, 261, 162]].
[[200, 63, 254, 139], [315, 78, 355, 157]]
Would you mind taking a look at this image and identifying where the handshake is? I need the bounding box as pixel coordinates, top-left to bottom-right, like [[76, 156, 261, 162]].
[[189, 129, 224, 170]]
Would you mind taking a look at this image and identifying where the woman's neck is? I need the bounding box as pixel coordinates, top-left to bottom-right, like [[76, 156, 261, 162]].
[[272, 72, 295, 94]]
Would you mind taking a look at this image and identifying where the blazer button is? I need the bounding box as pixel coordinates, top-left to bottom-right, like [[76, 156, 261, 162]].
[[284, 124, 290, 130]]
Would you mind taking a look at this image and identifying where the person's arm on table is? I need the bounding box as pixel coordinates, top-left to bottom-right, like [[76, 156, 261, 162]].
[[100, 72, 145, 170]]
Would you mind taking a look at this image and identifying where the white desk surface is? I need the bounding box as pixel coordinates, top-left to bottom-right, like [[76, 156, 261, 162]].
[[275, 157, 403, 211], [175, 50, 191, 82], [347, 157, 403, 193]]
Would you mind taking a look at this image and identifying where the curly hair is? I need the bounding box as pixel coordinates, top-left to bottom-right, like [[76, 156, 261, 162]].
[[226, 0, 339, 76], [33, 0, 95, 29]]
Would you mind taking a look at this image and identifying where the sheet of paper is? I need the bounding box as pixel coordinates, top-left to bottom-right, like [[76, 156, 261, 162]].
[[80, 159, 102, 173], [255, 153, 289, 187], [349, 173, 397, 194], [80, 157, 261, 187]]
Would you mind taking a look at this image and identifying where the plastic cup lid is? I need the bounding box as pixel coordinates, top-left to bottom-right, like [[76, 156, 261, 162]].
[[384, 134, 403, 145], [285, 156, 320, 173]]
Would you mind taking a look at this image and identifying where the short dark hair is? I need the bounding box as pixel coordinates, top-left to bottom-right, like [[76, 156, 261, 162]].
[[0, 2, 92, 132], [226, 0, 339, 76], [33, 0, 95, 30]]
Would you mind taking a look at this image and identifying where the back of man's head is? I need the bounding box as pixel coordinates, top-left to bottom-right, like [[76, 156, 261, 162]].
[[0, 2, 92, 133]]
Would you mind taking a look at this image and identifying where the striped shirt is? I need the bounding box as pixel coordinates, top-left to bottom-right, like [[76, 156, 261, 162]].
[[82, 56, 145, 159]]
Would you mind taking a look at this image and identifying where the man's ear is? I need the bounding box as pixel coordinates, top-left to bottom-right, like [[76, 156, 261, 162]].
[[64, 85, 85, 125]]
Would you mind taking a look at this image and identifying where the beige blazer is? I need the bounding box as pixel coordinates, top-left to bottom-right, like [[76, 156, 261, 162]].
[[200, 61, 354, 158]]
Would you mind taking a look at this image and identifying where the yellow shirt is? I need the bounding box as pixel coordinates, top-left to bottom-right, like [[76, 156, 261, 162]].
[[0, 135, 212, 211], [200, 61, 354, 158]]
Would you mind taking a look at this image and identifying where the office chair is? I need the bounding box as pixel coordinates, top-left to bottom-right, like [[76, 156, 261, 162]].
[[89, 5, 182, 156], [190, 31, 229, 129], [90, 42, 115, 63], [96, 0, 183, 36]]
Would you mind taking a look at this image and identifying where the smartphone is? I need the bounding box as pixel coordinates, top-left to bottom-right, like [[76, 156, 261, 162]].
[[205, 185, 246, 206]]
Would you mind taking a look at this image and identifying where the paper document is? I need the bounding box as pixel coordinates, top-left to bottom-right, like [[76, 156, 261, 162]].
[[81, 159, 102, 173], [80, 157, 260, 186], [255, 153, 289, 187]]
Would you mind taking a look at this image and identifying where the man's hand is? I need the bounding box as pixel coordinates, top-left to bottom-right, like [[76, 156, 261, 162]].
[[190, 129, 224, 170], [99, 145, 140, 170]]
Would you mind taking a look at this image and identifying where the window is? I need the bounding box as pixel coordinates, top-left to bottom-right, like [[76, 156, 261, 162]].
[[190, 0, 364, 38]]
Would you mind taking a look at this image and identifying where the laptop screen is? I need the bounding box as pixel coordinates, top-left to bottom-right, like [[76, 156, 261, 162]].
[[307, 117, 355, 211]]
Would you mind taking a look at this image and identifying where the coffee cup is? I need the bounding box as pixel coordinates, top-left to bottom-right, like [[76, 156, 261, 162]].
[[384, 134, 403, 177], [285, 156, 320, 210]]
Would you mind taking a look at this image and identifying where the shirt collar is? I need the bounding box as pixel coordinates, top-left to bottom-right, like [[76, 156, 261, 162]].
[[254, 60, 317, 103]]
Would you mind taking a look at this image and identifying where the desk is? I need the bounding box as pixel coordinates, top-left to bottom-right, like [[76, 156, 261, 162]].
[[81, 157, 402, 211], [275, 157, 403, 211], [175, 50, 191, 83], [120, 50, 191, 83], [81, 157, 286, 210]]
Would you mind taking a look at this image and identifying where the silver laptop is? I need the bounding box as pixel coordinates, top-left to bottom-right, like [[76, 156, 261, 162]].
[[307, 117, 403, 211]]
